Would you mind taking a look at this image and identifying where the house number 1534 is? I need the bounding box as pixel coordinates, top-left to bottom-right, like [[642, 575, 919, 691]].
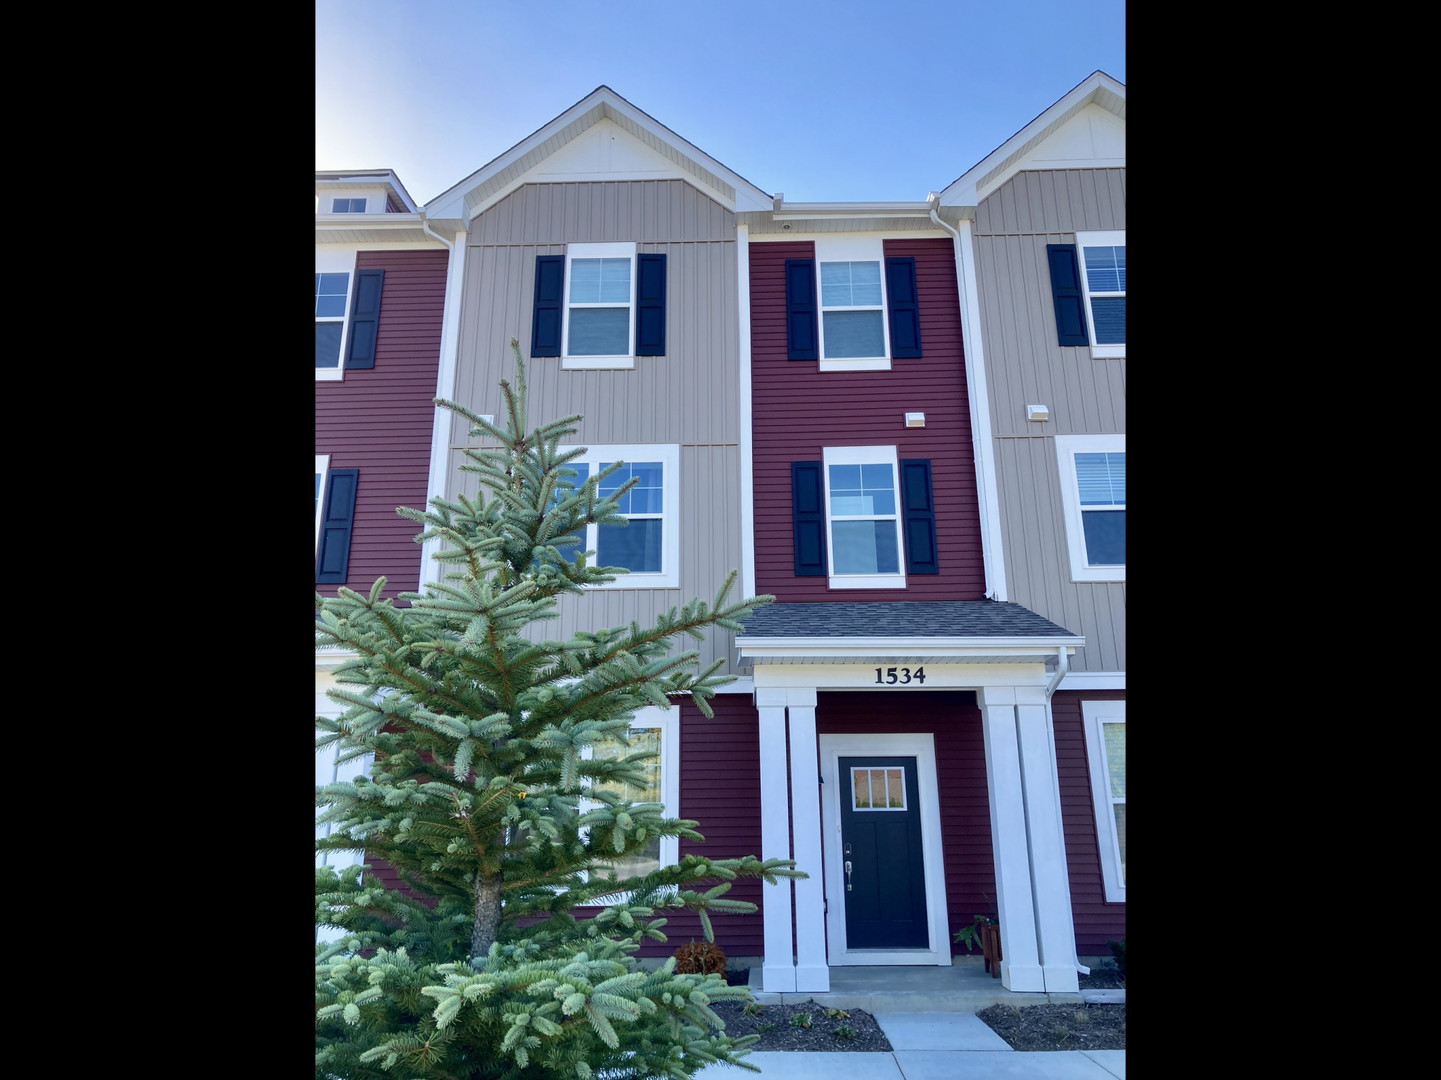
[[874, 667, 925, 684]]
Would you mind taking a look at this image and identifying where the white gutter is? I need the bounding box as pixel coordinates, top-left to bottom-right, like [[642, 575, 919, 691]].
[[928, 195, 1008, 601]]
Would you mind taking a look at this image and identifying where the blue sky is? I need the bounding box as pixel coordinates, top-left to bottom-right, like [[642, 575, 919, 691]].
[[317, 0, 1124, 206]]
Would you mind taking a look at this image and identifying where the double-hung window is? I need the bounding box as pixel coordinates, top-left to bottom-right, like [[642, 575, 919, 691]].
[[1047, 232, 1125, 358], [1055, 434, 1125, 582], [785, 240, 921, 370], [529, 244, 668, 369], [583, 706, 679, 891], [315, 250, 384, 379], [822, 446, 905, 588], [1081, 700, 1126, 903], [549, 444, 680, 588]]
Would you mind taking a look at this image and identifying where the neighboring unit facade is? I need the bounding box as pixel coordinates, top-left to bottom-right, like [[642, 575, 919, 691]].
[[938, 70, 1126, 957], [317, 78, 1124, 989], [315, 171, 460, 907]]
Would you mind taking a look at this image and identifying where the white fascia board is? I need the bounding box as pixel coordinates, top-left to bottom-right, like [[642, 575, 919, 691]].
[[736, 635, 1081, 651], [772, 201, 934, 220], [424, 86, 772, 219], [1056, 671, 1125, 690], [938, 71, 1125, 208]]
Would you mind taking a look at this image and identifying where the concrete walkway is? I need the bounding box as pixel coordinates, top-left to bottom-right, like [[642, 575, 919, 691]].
[[697, 962, 1125, 1080]]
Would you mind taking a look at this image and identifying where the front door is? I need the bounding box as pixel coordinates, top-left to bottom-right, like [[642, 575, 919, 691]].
[[838, 756, 928, 948]]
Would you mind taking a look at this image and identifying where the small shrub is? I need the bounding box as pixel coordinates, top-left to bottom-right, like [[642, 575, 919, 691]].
[[1107, 937, 1126, 977], [756, 1022, 775, 1034], [742, 1002, 763, 1017], [790, 1013, 812, 1030], [834, 1025, 856, 1040], [824, 1007, 849, 1020], [672, 940, 728, 975]]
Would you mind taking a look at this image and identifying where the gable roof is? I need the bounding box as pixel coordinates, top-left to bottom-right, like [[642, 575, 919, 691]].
[[938, 71, 1125, 216], [424, 86, 773, 229]]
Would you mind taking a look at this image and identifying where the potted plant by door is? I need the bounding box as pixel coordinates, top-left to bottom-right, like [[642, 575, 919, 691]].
[[953, 914, 1002, 977]]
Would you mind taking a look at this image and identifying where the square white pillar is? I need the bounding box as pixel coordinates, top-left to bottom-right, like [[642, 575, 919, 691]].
[[755, 690, 796, 993], [1016, 695, 1080, 994], [979, 687, 1044, 992], [785, 689, 829, 992]]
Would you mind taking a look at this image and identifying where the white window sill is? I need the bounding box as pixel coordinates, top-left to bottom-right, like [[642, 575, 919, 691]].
[[562, 355, 637, 370], [1090, 345, 1125, 359], [819, 357, 891, 373], [316, 368, 344, 381], [590, 573, 680, 590], [829, 574, 906, 589], [1071, 565, 1125, 583]]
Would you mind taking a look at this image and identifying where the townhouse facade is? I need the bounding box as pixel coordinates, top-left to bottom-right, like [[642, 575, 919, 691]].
[[316, 76, 1124, 989]]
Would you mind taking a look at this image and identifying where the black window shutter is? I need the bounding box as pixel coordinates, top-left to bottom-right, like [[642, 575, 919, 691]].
[[792, 461, 827, 575], [899, 459, 938, 574], [785, 259, 818, 361], [1046, 245, 1090, 347], [531, 255, 564, 357], [316, 469, 359, 585], [886, 256, 922, 358], [635, 252, 666, 356], [344, 269, 384, 369]]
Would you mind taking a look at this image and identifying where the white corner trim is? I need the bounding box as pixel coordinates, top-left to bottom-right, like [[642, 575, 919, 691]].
[[953, 221, 1008, 600], [422, 230, 469, 587], [737, 224, 756, 601]]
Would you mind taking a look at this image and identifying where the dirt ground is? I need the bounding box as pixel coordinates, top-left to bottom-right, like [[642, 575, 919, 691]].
[[715, 966, 1124, 1053]]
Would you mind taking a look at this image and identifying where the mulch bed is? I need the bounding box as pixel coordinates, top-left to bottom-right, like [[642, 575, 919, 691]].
[[710, 966, 1124, 1053]]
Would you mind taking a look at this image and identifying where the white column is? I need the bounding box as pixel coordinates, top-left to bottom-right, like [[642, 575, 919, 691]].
[[978, 686, 1044, 992], [785, 688, 829, 992], [755, 688, 795, 992], [1016, 689, 1080, 993]]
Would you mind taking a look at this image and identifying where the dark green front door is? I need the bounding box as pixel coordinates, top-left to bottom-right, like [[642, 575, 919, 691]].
[[838, 756, 928, 949]]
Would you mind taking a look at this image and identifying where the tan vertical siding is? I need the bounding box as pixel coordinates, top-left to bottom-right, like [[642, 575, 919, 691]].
[[445, 179, 744, 673], [975, 170, 1126, 670]]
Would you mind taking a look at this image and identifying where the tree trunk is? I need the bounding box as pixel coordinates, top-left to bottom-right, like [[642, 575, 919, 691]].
[[470, 874, 503, 967]]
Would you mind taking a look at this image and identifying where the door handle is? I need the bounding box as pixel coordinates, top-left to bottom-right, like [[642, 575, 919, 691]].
[[844, 859, 853, 891]]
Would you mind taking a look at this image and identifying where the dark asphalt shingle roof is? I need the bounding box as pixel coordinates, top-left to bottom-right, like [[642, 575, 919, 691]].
[[737, 601, 1078, 639]]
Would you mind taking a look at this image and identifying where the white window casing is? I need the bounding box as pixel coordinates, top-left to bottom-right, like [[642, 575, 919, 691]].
[[554, 444, 680, 588], [315, 248, 356, 381], [822, 445, 906, 589], [1075, 231, 1125, 359], [1081, 700, 1126, 903], [815, 238, 891, 372], [562, 242, 637, 369], [1055, 433, 1125, 582], [315, 454, 330, 553]]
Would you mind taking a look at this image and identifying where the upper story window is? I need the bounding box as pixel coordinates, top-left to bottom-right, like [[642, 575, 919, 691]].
[[1055, 434, 1125, 582], [792, 452, 938, 583], [330, 198, 367, 213], [785, 241, 921, 371], [547, 444, 680, 588], [315, 250, 384, 381], [530, 245, 667, 369], [1081, 700, 1126, 903], [1046, 232, 1125, 359]]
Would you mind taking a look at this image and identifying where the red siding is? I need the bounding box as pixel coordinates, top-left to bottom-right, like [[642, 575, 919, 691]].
[[750, 239, 985, 601], [815, 690, 995, 956], [316, 249, 448, 601], [1052, 690, 1126, 953]]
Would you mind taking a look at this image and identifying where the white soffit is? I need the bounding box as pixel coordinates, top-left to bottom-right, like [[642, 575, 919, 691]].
[[939, 71, 1125, 213], [424, 86, 774, 224]]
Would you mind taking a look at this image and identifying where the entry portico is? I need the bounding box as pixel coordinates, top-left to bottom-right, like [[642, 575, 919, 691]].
[[735, 601, 1085, 995]]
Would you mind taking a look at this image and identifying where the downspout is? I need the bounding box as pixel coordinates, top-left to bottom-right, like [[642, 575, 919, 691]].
[[1044, 645, 1090, 975], [928, 196, 1008, 601]]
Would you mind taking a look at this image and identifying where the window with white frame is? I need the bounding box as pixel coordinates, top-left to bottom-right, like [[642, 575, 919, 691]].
[[817, 239, 891, 372], [315, 249, 354, 380], [1055, 434, 1125, 582], [583, 706, 679, 888], [822, 445, 905, 588], [315, 454, 330, 552], [549, 444, 680, 588], [330, 197, 367, 213], [1081, 700, 1125, 903], [563, 242, 636, 368], [1076, 231, 1125, 358]]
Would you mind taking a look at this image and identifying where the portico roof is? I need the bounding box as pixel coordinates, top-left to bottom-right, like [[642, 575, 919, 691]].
[[735, 601, 1083, 668]]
